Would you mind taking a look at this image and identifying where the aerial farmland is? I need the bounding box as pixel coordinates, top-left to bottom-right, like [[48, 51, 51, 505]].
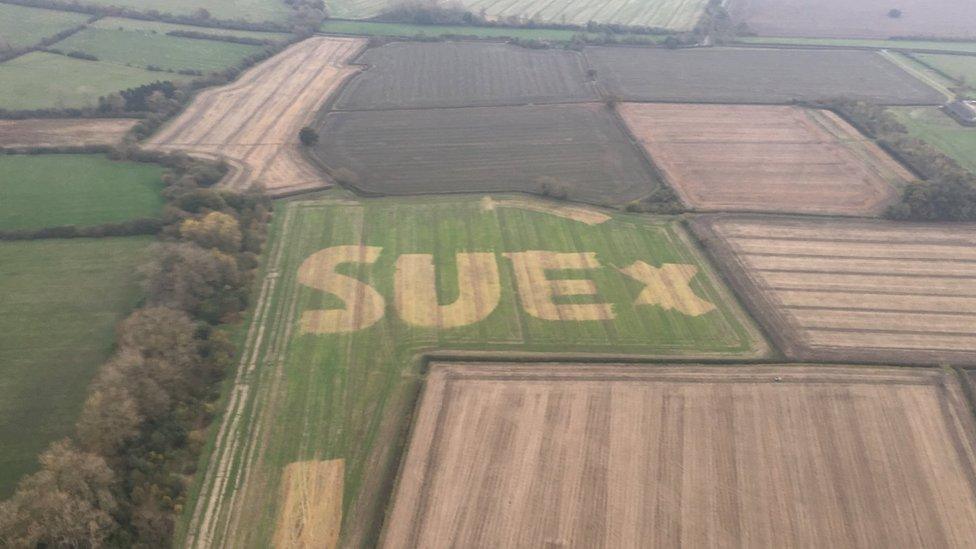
[[4, 0, 976, 546]]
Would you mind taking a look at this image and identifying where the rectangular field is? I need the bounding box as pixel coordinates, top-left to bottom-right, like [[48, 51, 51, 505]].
[[0, 118, 138, 148], [891, 106, 976, 173], [619, 103, 911, 215], [148, 37, 365, 195], [914, 53, 976, 87], [384, 362, 976, 548], [0, 236, 151, 496], [586, 47, 944, 105], [178, 196, 767, 549], [0, 154, 164, 231], [729, 0, 976, 40], [451, 0, 706, 30], [0, 4, 89, 50], [333, 42, 598, 110], [692, 215, 976, 365], [74, 0, 292, 22], [90, 17, 292, 41], [313, 103, 657, 205]]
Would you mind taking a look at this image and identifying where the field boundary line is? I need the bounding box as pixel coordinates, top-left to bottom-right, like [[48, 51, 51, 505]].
[[880, 49, 955, 101]]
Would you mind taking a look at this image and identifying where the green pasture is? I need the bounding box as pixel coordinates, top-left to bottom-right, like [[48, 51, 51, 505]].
[[737, 36, 976, 54], [891, 106, 976, 173], [320, 19, 664, 42], [0, 51, 168, 110], [0, 236, 151, 497], [914, 53, 976, 87], [73, 0, 292, 22], [178, 195, 767, 547], [53, 27, 267, 72], [91, 16, 292, 41], [0, 4, 89, 50], [0, 154, 165, 231]]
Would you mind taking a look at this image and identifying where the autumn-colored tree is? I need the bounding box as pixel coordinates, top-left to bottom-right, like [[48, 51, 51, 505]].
[[179, 211, 242, 253]]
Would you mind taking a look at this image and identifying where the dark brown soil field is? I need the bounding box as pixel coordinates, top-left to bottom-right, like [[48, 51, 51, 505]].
[[619, 103, 912, 215], [586, 47, 944, 105], [383, 362, 976, 548], [333, 41, 599, 110], [730, 0, 976, 40], [310, 103, 659, 205], [692, 215, 976, 365]]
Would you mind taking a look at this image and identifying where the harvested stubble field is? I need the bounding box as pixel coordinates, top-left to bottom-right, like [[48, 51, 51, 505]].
[[0, 236, 151, 496], [729, 0, 976, 40], [0, 118, 138, 148], [177, 196, 766, 549], [333, 41, 598, 110], [147, 37, 365, 195], [586, 47, 944, 105], [619, 103, 911, 215], [453, 0, 707, 30], [692, 215, 976, 365], [384, 362, 976, 548], [313, 103, 657, 205]]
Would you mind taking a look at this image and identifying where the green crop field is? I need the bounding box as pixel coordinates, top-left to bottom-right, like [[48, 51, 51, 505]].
[[320, 19, 664, 42], [91, 17, 292, 41], [737, 36, 976, 54], [891, 106, 976, 173], [0, 4, 89, 51], [53, 27, 267, 72], [0, 154, 165, 231], [0, 51, 168, 110], [915, 53, 976, 86], [0, 236, 151, 497], [178, 195, 767, 548], [78, 0, 292, 22]]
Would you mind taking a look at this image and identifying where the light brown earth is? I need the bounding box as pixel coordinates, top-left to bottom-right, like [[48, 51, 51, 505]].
[[383, 362, 976, 548], [147, 37, 364, 196], [394, 253, 501, 328], [272, 459, 344, 549], [691, 215, 976, 365], [619, 103, 912, 215], [0, 118, 139, 148], [480, 196, 612, 225]]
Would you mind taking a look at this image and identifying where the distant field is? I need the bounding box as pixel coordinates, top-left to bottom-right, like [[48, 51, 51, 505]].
[[52, 27, 267, 72], [620, 104, 910, 215], [729, 0, 976, 40], [0, 4, 89, 50], [891, 106, 976, 173], [179, 196, 767, 548], [737, 36, 976, 54], [0, 51, 168, 110], [0, 118, 138, 148], [0, 154, 164, 231], [454, 0, 707, 30], [320, 19, 664, 42], [333, 42, 598, 110], [914, 53, 976, 85], [586, 47, 945, 104], [76, 0, 292, 22], [314, 103, 657, 205], [385, 362, 976, 547], [0, 236, 151, 497], [92, 17, 292, 41], [693, 215, 976, 365]]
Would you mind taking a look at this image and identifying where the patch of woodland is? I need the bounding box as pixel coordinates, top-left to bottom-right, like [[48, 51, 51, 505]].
[[813, 97, 976, 221], [624, 185, 685, 214], [0, 147, 272, 547]]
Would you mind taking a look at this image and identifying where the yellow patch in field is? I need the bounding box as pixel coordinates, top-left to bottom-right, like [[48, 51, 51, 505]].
[[481, 196, 611, 225], [619, 261, 715, 316], [273, 459, 344, 549], [394, 253, 501, 328], [504, 251, 614, 321], [297, 245, 385, 333]]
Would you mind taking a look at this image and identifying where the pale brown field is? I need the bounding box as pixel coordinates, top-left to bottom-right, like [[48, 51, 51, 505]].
[[147, 37, 364, 195], [383, 362, 976, 548], [619, 103, 912, 215], [692, 215, 976, 365], [272, 459, 344, 549], [0, 118, 138, 148]]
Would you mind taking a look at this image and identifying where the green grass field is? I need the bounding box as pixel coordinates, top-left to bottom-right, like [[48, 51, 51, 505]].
[[914, 53, 976, 87], [0, 154, 165, 231], [91, 16, 292, 41], [0, 236, 151, 497], [0, 4, 89, 50], [0, 51, 169, 110], [77, 0, 292, 22], [737, 36, 976, 54], [178, 195, 767, 548], [320, 19, 665, 42], [891, 106, 976, 173], [52, 27, 267, 72]]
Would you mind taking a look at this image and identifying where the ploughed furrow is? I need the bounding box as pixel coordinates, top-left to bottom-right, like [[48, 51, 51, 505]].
[[695, 215, 976, 364]]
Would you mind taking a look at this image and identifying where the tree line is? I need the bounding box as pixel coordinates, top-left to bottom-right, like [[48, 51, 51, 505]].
[[0, 147, 271, 546]]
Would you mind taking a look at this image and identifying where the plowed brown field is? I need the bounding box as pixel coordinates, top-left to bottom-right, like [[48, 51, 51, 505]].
[[620, 104, 912, 215], [383, 362, 976, 548], [147, 37, 364, 196], [0, 118, 138, 148], [692, 215, 976, 365]]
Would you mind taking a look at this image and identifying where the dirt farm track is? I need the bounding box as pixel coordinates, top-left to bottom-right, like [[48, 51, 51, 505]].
[[148, 36, 364, 196], [384, 362, 976, 548]]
